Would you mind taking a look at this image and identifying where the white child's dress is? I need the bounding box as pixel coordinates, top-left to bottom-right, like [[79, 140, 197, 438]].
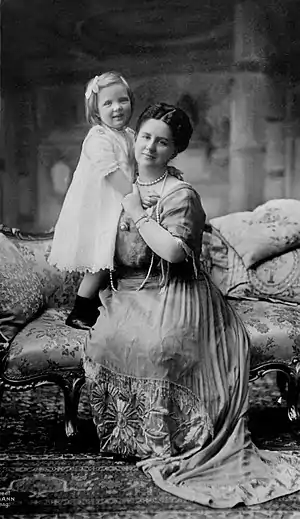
[[48, 124, 135, 273]]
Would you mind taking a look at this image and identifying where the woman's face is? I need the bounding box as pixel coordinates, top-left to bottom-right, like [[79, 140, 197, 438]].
[[135, 118, 176, 169]]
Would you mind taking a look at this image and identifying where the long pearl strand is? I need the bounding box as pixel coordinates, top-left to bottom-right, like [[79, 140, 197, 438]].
[[110, 173, 167, 292]]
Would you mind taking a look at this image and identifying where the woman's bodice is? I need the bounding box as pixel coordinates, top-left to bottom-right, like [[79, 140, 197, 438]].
[[114, 181, 206, 285], [115, 209, 156, 269]]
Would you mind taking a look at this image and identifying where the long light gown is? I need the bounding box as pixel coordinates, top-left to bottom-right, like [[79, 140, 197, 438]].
[[83, 173, 300, 509], [48, 124, 135, 273]]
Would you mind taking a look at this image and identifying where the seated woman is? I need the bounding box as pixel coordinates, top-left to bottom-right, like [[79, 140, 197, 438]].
[[83, 102, 300, 508]]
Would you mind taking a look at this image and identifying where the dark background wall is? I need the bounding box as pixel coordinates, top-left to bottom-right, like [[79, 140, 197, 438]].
[[1, 0, 300, 230]]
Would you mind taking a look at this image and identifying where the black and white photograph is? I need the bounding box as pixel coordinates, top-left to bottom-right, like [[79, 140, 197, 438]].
[[1, 0, 300, 517]]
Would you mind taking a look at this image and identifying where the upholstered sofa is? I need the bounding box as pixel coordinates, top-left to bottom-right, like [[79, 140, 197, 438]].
[[201, 198, 300, 425], [1, 198, 300, 438], [0, 224, 86, 438]]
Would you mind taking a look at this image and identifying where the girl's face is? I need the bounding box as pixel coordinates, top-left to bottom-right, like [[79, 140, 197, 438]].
[[97, 83, 132, 130], [135, 118, 176, 169]]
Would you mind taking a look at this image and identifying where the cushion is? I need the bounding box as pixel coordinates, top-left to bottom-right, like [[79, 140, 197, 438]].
[[229, 298, 300, 369], [47, 270, 83, 309], [10, 237, 83, 308], [209, 211, 252, 267], [201, 226, 248, 296], [202, 223, 300, 304], [3, 307, 87, 379], [211, 199, 300, 268], [11, 238, 62, 303], [247, 249, 300, 303], [0, 233, 44, 342]]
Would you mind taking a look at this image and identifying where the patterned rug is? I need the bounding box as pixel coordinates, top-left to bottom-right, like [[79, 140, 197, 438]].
[[1, 374, 300, 518]]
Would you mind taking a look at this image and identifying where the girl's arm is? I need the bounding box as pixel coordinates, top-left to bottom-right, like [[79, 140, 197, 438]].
[[84, 130, 132, 196], [108, 169, 132, 197]]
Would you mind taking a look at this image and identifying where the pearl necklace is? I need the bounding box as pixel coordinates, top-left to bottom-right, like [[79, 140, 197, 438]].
[[137, 171, 167, 187]]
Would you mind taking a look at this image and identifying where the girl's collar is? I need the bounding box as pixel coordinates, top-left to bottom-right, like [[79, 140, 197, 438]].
[[101, 122, 127, 134]]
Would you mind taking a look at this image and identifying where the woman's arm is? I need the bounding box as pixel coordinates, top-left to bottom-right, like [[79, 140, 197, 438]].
[[135, 216, 186, 263], [122, 184, 186, 263]]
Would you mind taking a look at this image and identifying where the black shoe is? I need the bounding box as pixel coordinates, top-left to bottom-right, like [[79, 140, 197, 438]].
[[65, 295, 101, 330], [65, 314, 93, 330]]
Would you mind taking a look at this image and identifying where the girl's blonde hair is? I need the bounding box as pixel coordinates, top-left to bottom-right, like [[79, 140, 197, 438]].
[[85, 71, 134, 126]]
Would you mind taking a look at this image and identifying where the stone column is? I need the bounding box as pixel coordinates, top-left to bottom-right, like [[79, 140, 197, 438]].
[[0, 7, 3, 223], [1, 87, 39, 229], [1, 91, 19, 227], [16, 89, 38, 229], [229, 0, 274, 212], [2, 88, 38, 229]]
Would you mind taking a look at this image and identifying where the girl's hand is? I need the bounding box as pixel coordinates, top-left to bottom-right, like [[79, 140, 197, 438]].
[[122, 183, 144, 220]]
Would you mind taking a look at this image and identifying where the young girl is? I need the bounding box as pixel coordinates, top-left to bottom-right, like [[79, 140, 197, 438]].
[[48, 71, 136, 329]]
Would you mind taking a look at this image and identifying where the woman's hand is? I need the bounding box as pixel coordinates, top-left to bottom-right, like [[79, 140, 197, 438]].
[[122, 183, 144, 221], [122, 184, 186, 263], [142, 193, 160, 209]]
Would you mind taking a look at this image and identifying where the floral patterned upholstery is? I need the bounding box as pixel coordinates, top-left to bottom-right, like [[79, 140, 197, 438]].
[[229, 299, 300, 369], [6, 280, 298, 380], [0, 232, 86, 384], [201, 226, 300, 304], [4, 308, 87, 380], [211, 199, 300, 268], [0, 229, 88, 436], [0, 234, 45, 342], [3, 215, 300, 387], [10, 237, 83, 308], [201, 207, 300, 374], [201, 225, 248, 296]]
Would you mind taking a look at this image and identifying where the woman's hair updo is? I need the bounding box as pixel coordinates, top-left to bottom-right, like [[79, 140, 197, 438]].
[[136, 102, 193, 153]]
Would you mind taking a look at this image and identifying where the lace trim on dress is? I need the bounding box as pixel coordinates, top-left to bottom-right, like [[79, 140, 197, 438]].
[[83, 354, 214, 459], [106, 162, 121, 175], [48, 262, 114, 274]]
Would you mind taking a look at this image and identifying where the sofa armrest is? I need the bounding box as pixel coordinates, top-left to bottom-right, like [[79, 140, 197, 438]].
[[0, 225, 82, 309]]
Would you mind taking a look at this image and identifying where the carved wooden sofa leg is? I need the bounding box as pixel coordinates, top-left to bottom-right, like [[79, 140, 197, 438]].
[[0, 366, 85, 439], [57, 370, 86, 438], [0, 382, 5, 408], [250, 358, 300, 428], [282, 357, 300, 426]]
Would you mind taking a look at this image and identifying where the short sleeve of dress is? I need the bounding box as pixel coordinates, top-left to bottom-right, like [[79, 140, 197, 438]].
[[158, 185, 206, 258], [83, 129, 119, 177]]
